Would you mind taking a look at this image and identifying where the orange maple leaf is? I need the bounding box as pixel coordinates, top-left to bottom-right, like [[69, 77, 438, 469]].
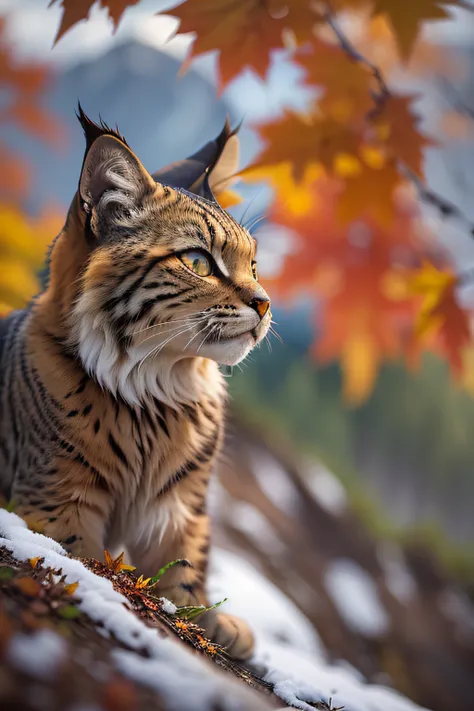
[[0, 145, 29, 202], [244, 111, 362, 181], [372, 0, 462, 60], [50, 0, 140, 44], [215, 188, 242, 209], [168, 0, 321, 88], [370, 94, 435, 177], [295, 40, 375, 121], [0, 20, 64, 147], [14, 577, 42, 597], [104, 550, 136, 573], [337, 161, 402, 227], [314, 257, 410, 404], [434, 283, 471, 373]]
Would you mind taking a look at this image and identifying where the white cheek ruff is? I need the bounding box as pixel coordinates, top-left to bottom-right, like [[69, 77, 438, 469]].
[[69, 293, 225, 408]]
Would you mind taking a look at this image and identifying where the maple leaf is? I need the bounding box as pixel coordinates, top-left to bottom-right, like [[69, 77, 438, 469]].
[[14, 577, 42, 597], [245, 110, 363, 181], [337, 161, 402, 227], [215, 188, 242, 209], [0, 203, 63, 313], [241, 161, 327, 218], [0, 21, 63, 147], [315, 256, 411, 404], [370, 94, 435, 176], [408, 261, 455, 334], [372, 0, 462, 60], [29, 557, 41, 569], [168, 0, 321, 89], [295, 40, 374, 121], [64, 581, 79, 595], [134, 574, 152, 590], [434, 283, 471, 373], [50, 0, 140, 44], [0, 145, 29, 202], [408, 262, 471, 372], [104, 550, 136, 574]]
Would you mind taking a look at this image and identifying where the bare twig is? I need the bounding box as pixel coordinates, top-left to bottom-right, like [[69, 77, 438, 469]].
[[400, 164, 474, 238], [323, 7, 389, 110]]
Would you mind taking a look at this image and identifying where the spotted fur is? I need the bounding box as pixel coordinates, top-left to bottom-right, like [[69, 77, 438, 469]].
[[0, 112, 271, 659]]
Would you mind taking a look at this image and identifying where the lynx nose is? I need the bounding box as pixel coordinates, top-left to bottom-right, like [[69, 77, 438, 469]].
[[249, 296, 270, 319]]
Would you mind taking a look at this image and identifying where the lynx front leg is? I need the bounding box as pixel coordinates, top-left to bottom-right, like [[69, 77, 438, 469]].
[[129, 504, 254, 661], [14, 498, 107, 560], [11, 468, 111, 560], [129, 506, 211, 606]]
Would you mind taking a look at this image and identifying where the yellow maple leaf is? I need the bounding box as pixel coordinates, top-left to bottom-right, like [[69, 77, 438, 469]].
[[29, 557, 41, 569], [64, 581, 79, 595], [215, 189, 242, 209], [408, 262, 456, 337], [241, 161, 324, 217], [0, 203, 63, 314], [104, 550, 136, 573], [135, 574, 152, 590], [341, 332, 380, 405]]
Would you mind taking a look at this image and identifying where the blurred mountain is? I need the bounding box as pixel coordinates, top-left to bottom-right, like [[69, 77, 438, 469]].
[[6, 39, 235, 213]]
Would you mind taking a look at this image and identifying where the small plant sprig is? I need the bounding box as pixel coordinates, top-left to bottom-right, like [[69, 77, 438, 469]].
[[175, 597, 228, 622], [132, 558, 193, 591]]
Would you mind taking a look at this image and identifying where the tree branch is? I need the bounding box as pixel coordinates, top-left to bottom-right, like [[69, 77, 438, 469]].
[[323, 4, 474, 242]]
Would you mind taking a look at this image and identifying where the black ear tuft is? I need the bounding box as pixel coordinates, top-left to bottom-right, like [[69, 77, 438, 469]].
[[76, 101, 130, 153]]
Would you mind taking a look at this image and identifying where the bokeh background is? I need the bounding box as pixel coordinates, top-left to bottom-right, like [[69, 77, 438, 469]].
[[1, 2, 474, 710]]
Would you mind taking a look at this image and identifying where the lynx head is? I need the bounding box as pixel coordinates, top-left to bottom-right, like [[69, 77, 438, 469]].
[[61, 107, 271, 406]]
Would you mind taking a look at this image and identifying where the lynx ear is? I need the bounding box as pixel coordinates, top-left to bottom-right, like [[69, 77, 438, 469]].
[[79, 134, 155, 212], [152, 118, 240, 203]]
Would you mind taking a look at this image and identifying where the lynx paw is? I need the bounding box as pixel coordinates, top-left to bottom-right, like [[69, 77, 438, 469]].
[[198, 610, 255, 661]]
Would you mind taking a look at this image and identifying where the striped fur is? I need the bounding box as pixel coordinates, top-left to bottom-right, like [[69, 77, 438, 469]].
[[0, 115, 271, 660]]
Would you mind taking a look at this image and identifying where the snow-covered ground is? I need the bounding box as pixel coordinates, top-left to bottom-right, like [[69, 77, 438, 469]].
[[0, 509, 432, 711]]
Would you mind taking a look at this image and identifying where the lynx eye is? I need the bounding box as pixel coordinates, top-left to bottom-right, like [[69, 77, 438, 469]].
[[180, 250, 212, 277], [251, 260, 258, 280]]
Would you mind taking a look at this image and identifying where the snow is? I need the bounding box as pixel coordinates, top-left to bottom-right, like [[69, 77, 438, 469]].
[[7, 629, 67, 681], [160, 597, 178, 615], [263, 643, 429, 711], [250, 449, 300, 516], [0, 510, 268, 711], [377, 542, 417, 605], [229, 501, 287, 557], [324, 559, 390, 638], [210, 550, 431, 711], [209, 548, 324, 659], [0, 510, 432, 711], [304, 463, 348, 516]]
